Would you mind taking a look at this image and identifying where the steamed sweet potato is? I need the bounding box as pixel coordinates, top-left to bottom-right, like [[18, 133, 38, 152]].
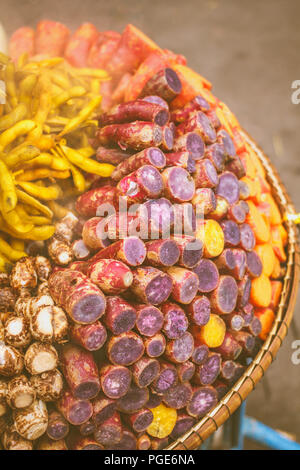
[[255, 308, 275, 341], [254, 243, 276, 277], [246, 201, 270, 244], [250, 274, 272, 308]]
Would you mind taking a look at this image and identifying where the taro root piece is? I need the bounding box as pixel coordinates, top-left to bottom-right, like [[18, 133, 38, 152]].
[[124, 408, 154, 433], [166, 266, 199, 304], [57, 388, 93, 426], [82, 217, 111, 251], [87, 259, 133, 294], [60, 344, 100, 400], [205, 143, 226, 173], [143, 333, 166, 358], [70, 434, 104, 450], [165, 331, 194, 363], [163, 382, 193, 409], [30, 368, 63, 401], [177, 111, 217, 144], [13, 399, 48, 440], [194, 159, 219, 189], [89, 236, 146, 267], [69, 321, 107, 351], [173, 132, 205, 160], [0, 287, 16, 313], [145, 239, 180, 267], [6, 375, 36, 409], [186, 386, 218, 418], [132, 357, 160, 388], [94, 411, 123, 447], [48, 237, 73, 266], [216, 171, 240, 205], [116, 385, 149, 414], [171, 95, 210, 123], [246, 251, 263, 278], [108, 429, 137, 450], [214, 331, 243, 360], [240, 223, 256, 251], [176, 361, 196, 382], [2, 425, 34, 450], [151, 362, 178, 395], [130, 266, 173, 305], [46, 410, 69, 441], [75, 186, 116, 218], [99, 364, 132, 399], [140, 67, 182, 101], [191, 341, 209, 365], [79, 418, 96, 437], [107, 331, 145, 366], [210, 275, 238, 314], [221, 220, 241, 247], [72, 239, 91, 261], [186, 295, 211, 326], [24, 342, 58, 375], [96, 122, 163, 151], [173, 235, 203, 269], [0, 380, 8, 417], [0, 343, 24, 376], [165, 151, 196, 173], [4, 315, 31, 348], [96, 146, 132, 165], [161, 166, 195, 203], [111, 147, 166, 181], [117, 165, 163, 204], [193, 259, 219, 293], [194, 353, 221, 386], [10, 257, 37, 291], [137, 434, 151, 450], [161, 302, 189, 339], [217, 130, 236, 159], [170, 412, 196, 439], [99, 100, 170, 126], [92, 394, 117, 426], [34, 256, 52, 281], [192, 188, 217, 215], [48, 269, 106, 324], [135, 304, 164, 337]]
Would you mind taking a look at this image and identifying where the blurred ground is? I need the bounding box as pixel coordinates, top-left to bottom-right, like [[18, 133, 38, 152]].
[[2, 0, 300, 449]]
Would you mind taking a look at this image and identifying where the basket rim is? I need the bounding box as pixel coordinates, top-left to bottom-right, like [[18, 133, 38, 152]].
[[166, 130, 300, 450]]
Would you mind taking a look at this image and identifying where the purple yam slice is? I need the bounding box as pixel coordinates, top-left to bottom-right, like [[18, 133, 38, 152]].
[[216, 171, 240, 205], [193, 259, 219, 293], [187, 386, 218, 418]]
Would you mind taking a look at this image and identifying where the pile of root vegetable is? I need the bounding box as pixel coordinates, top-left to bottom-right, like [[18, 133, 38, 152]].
[[0, 20, 289, 451]]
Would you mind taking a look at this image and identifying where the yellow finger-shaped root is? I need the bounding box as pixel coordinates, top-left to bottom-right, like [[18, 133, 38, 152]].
[[17, 181, 62, 201], [1, 221, 55, 240], [5, 62, 18, 108], [0, 120, 36, 151], [17, 52, 29, 68], [52, 146, 86, 192], [0, 252, 12, 273], [35, 57, 64, 68], [0, 103, 28, 132], [4, 144, 41, 168], [10, 238, 25, 252], [52, 86, 86, 108], [50, 70, 71, 90], [147, 404, 177, 438], [0, 52, 10, 65], [77, 146, 95, 158], [16, 189, 53, 219], [0, 160, 17, 213], [23, 153, 69, 171], [61, 145, 114, 177], [18, 74, 38, 105], [0, 208, 34, 234], [48, 201, 70, 219], [58, 96, 102, 136], [16, 168, 70, 182], [15, 205, 51, 226], [0, 236, 27, 261], [74, 68, 110, 79]]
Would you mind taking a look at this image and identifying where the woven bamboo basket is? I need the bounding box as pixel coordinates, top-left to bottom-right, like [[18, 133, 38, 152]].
[[166, 130, 300, 451]]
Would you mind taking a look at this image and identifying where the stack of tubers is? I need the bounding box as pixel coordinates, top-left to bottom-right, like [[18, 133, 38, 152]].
[[0, 20, 288, 450]]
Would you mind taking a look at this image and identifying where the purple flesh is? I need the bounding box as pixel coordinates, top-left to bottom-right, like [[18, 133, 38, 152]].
[[48, 423, 68, 440], [216, 276, 238, 313], [221, 220, 241, 247], [75, 381, 100, 400], [220, 360, 236, 381], [238, 276, 251, 307], [139, 360, 160, 387], [205, 143, 226, 172], [240, 224, 256, 251], [134, 410, 153, 432], [163, 307, 189, 339], [163, 126, 174, 150], [178, 361, 196, 382], [192, 344, 209, 365], [146, 393, 163, 408], [241, 303, 254, 327], [117, 386, 149, 414], [80, 420, 95, 436], [227, 314, 244, 331], [179, 274, 199, 304], [181, 239, 203, 268], [239, 180, 251, 199], [69, 401, 93, 425], [230, 202, 246, 224], [216, 172, 240, 205], [142, 95, 169, 109], [194, 95, 210, 110], [172, 332, 194, 362], [146, 337, 165, 357], [250, 317, 262, 336], [153, 368, 177, 394], [110, 336, 144, 366], [94, 425, 122, 447], [187, 386, 218, 418], [109, 430, 137, 450], [148, 147, 166, 167], [193, 259, 219, 293], [154, 109, 170, 127], [136, 306, 164, 336], [124, 237, 147, 266], [221, 249, 237, 270], [93, 403, 116, 426], [72, 294, 105, 324], [142, 198, 174, 234], [233, 249, 247, 280], [197, 353, 221, 385], [190, 296, 211, 326], [163, 383, 192, 409], [166, 67, 182, 94], [145, 274, 173, 305], [139, 165, 163, 196], [168, 167, 195, 202], [215, 382, 229, 400], [197, 112, 217, 144], [83, 444, 104, 450], [113, 308, 137, 335], [186, 133, 205, 160], [85, 325, 107, 351], [170, 416, 196, 439], [159, 240, 180, 266], [187, 154, 197, 173], [102, 368, 131, 399], [217, 130, 236, 158]]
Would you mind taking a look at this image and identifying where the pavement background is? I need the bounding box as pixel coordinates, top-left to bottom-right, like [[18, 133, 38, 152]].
[[2, 0, 300, 448]]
